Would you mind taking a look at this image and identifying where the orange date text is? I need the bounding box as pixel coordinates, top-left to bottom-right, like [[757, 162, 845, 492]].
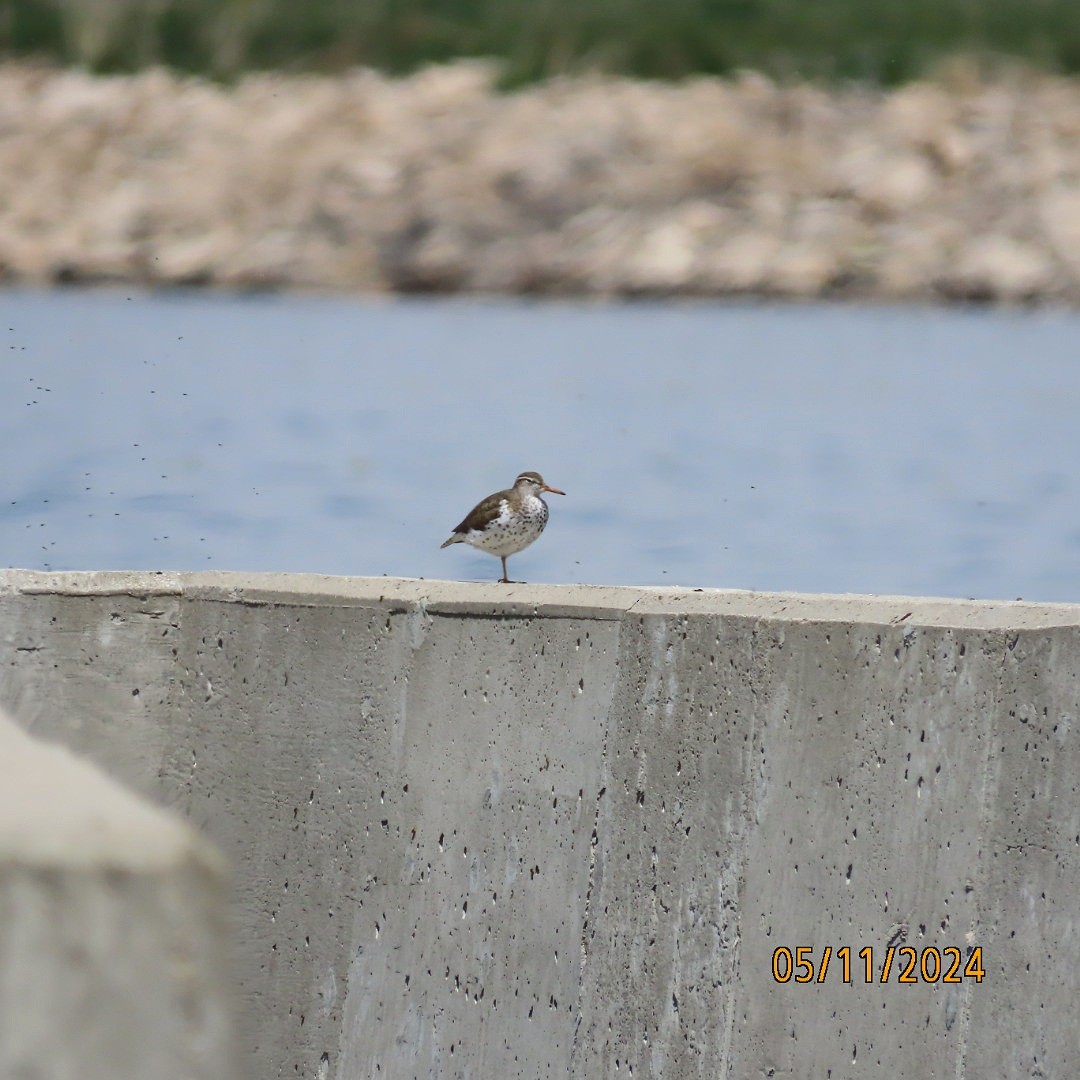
[[771, 945, 985, 985]]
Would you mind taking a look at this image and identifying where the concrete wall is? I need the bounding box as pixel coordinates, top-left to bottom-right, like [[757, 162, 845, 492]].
[[0, 570, 1077, 1080], [0, 703, 235, 1080]]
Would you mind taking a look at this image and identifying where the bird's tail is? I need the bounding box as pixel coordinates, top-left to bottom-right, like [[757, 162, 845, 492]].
[[440, 534, 463, 549]]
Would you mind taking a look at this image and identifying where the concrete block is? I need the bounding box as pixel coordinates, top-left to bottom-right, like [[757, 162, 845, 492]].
[[1, 571, 1077, 1080], [967, 625, 1080, 1080], [0, 706, 234, 1080]]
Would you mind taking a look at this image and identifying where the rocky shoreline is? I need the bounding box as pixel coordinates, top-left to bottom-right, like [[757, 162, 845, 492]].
[[2, 61, 1079, 303]]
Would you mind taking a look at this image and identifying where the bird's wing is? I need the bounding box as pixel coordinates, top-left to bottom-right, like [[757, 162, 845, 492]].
[[452, 490, 510, 534]]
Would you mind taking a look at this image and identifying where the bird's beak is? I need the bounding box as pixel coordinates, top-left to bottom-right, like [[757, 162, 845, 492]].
[[543, 484, 566, 496]]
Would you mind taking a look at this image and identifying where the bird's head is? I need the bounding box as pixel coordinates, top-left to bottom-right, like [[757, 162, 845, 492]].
[[515, 471, 565, 497]]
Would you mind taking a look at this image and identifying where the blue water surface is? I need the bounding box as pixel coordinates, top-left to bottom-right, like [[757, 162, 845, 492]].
[[1, 288, 1077, 602]]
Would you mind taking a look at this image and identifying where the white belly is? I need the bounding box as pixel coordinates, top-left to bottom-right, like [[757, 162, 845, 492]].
[[464, 497, 548, 557]]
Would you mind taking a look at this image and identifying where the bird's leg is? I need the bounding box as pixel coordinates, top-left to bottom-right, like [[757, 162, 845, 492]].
[[500, 556, 510, 583]]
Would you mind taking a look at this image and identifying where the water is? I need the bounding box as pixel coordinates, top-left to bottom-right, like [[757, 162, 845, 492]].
[[1, 288, 1078, 602]]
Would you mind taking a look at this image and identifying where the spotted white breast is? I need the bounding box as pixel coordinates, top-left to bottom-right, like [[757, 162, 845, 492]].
[[464, 495, 550, 556]]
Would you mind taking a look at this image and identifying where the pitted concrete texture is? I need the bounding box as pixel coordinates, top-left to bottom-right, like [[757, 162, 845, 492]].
[[0, 704, 234, 1080], [1, 570, 1078, 1080]]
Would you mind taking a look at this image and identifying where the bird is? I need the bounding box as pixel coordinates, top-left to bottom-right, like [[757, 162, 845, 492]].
[[441, 471, 565, 583]]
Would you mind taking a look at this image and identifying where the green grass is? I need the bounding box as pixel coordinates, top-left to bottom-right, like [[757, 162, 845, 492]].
[[2, 0, 1079, 84]]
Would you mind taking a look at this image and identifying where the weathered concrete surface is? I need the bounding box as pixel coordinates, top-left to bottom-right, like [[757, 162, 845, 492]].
[[0, 702, 235, 1080], [0, 570, 1077, 1080], [2, 63, 1080, 303]]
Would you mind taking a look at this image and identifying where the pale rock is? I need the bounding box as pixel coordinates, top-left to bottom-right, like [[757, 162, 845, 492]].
[[399, 223, 471, 289], [84, 178, 153, 243], [947, 235, 1055, 300], [624, 219, 697, 291], [787, 199, 863, 246], [873, 219, 962, 296], [0, 62, 1073, 301], [882, 83, 972, 172], [1038, 186, 1080, 280], [838, 146, 936, 215], [564, 212, 644, 294], [746, 188, 790, 230], [769, 242, 839, 296], [345, 156, 403, 197], [620, 201, 733, 291], [153, 232, 239, 283], [409, 60, 497, 111], [215, 228, 301, 287], [700, 232, 781, 292]]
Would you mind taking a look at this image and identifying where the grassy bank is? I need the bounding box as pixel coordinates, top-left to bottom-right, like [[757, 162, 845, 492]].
[[2, 0, 1079, 84]]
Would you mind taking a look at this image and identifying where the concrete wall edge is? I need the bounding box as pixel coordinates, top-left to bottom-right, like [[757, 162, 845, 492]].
[[2, 569, 1077, 630]]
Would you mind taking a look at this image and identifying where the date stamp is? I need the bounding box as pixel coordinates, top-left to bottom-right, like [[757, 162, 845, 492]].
[[771, 945, 985, 984]]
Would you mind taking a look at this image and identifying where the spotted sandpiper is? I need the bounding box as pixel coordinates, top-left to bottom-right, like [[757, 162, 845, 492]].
[[441, 471, 565, 583]]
